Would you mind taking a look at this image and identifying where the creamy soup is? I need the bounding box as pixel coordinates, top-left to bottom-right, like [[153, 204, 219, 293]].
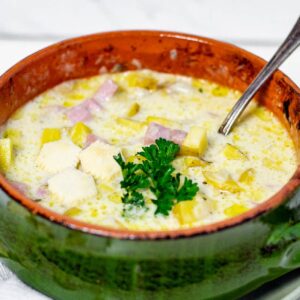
[[0, 70, 296, 230]]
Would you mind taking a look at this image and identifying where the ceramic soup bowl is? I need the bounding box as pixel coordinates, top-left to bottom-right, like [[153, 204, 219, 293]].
[[0, 31, 300, 300]]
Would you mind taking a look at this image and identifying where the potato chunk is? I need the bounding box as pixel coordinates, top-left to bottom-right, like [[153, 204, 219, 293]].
[[181, 126, 207, 156], [224, 204, 248, 217], [0, 138, 13, 171], [69, 122, 92, 147], [202, 170, 242, 193], [115, 118, 146, 131], [173, 200, 198, 225], [41, 128, 61, 145]]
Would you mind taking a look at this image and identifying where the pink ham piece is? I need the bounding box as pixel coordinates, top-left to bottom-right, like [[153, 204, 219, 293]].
[[46, 105, 65, 113], [9, 180, 28, 195], [85, 99, 102, 113], [66, 80, 117, 123], [93, 79, 118, 104], [36, 185, 49, 199], [66, 99, 102, 123], [84, 134, 110, 148], [144, 123, 187, 145], [84, 134, 99, 148], [171, 129, 187, 145], [66, 103, 92, 124]]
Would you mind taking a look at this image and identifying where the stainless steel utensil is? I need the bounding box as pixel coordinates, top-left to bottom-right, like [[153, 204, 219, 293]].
[[218, 16, 300, 135]]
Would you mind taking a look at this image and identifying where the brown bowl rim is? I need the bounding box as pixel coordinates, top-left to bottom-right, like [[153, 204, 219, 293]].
[[0, 30, 300, 240]]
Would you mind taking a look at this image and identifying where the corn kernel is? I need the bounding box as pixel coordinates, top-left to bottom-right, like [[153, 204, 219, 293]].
[[224, 204, 247, 217], [232, 134, 240, 143], [63, 207, 82, 217], [68, 93, 86, 101], [173, 200, 198, 225], [250, 189, 264, 202], [10, 109, 23, 120], [126, 103, 140, 117], [73, 80, 92, 90], [239, 169, 255, 184], [115, 117, 146, 131], [192, 79, 204, 91], [63, 100, 77, 107], [69, 122, 91, 147], [126, 73, 157, 90], [254, 106, 272, 121], [98, 183, 115, 194], [3, 129, 22, 147], [184, 156, 209, 168], [90, 209, 98, 217], [108, 193, 122, 204], [263, 158, 282, 170], [146, 116, 175, 127], [0, 138, 13, 171], [39, 94, 52, 106], [211, 86, 229, 97], [202, 170, 243, 193], [41, 128, 61, 145]]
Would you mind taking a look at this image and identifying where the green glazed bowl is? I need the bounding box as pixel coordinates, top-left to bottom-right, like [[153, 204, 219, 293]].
[[0, 31, 300, 300]]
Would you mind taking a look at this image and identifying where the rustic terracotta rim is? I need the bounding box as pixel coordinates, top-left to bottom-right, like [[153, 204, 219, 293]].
[[0, 30, 300, 240]]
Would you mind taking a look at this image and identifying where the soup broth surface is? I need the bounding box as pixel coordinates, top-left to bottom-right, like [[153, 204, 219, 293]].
[[0, 70, 296, 230]]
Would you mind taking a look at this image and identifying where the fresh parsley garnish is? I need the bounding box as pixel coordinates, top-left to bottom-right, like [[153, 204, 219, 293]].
[[114, 138, 199, 216]]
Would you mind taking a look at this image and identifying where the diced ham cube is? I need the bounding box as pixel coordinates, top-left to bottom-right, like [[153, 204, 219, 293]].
[[66, 80, 117, 123], [85, 134, 99, 148], [10, 180, 28, 195], [84, 134, 110, 148], [171, 129, 187, 145], [144, 122, 187, 145], [36, 185, 49, 199], [93, 79, 118, 103], [144, 123, 171, 144], [66, 103, 92, 124], [85, 99, 102, 112]]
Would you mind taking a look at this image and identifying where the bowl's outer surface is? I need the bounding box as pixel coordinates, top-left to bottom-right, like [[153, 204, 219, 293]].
[[0, 31, 300, 300]]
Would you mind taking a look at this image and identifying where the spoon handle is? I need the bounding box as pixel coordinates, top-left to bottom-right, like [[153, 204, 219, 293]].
[[218, 16, 300, 136]]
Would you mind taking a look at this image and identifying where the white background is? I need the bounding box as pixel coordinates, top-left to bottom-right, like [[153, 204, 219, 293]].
[[0, 1, 300, 299]]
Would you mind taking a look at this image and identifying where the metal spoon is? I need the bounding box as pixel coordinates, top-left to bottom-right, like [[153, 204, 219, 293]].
[[218, 16, 300, 136]]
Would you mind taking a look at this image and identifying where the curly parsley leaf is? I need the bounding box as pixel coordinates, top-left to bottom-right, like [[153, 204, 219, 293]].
[[138, 138, 180, 167], [122, 191, 145, 207], [114, 153, 150, 191], [114, 138, 199, 216]]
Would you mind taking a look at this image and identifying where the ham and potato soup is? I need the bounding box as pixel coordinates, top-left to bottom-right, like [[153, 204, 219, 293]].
[[0, 70, 296, 230]]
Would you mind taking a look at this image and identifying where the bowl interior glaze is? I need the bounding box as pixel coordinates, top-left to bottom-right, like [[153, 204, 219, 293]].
[[0, 30, 300, 239]]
